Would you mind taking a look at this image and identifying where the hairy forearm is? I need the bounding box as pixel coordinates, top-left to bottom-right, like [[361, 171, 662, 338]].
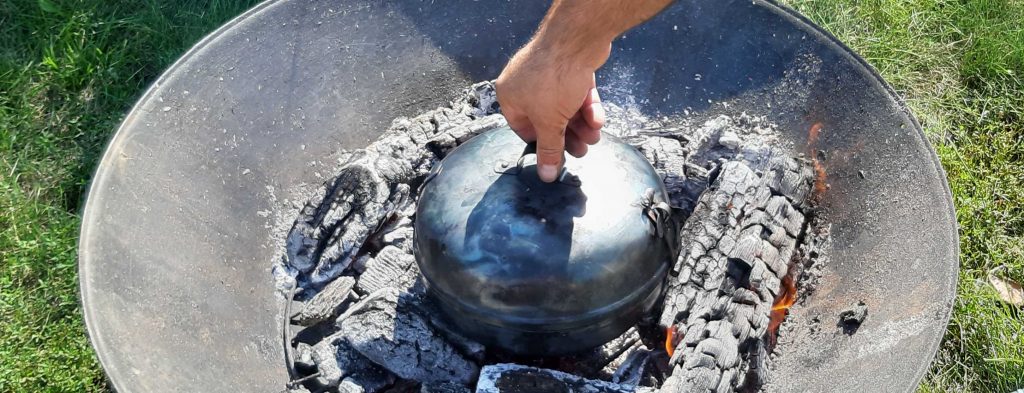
[[495, 0, 672, 180], [532, 0, 674, 69]]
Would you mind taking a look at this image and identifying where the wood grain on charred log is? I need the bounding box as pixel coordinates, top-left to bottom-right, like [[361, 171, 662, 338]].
[[279, 92, 820, 393], [656, 155, 812, 392], [475, 364, 657, 393], [337, 288, 478, 385], [292, 276, 356, 326]]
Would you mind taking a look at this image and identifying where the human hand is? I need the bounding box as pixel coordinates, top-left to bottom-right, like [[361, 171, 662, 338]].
[[495, 0, 672, 183], [495, 38, 608, 183]]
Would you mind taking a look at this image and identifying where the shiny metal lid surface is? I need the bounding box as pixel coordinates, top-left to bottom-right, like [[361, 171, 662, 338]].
[[414, 126, 676, 354]]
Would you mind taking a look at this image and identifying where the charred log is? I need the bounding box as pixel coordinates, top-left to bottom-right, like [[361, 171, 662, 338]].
[[282, 83, 504, 290], [475, 364, 657, 393], [336, 288, 478, 385], [277, 89, 822, 393], [657, 154, 812, 392], [292, 276, 357, 326]]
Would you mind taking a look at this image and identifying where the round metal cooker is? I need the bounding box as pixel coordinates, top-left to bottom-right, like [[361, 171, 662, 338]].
[[414, 126, 678, 355]]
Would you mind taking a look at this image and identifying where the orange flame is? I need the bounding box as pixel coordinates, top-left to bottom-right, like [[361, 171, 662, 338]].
[[665, 325, 682, 357], [767, 271, 797, 348]]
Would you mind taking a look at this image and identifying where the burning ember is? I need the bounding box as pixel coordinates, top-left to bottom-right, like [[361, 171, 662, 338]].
[[272, 82, 829, 393], [664, 325, 681, 357], [767, 268, 798, 348]]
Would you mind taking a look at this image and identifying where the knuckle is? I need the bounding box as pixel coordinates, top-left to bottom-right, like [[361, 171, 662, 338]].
[[536, 146, 563, 156], [538, 124, 567, 136]]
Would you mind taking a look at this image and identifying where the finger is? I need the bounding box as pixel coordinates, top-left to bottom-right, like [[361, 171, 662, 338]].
[[569, 115, 600, 146], [503, 110, 537, 142], [535, 119, 569, 183], [565, 131, 588, 158], [515, 122, 538, 142], [581, 87, 606, 131]]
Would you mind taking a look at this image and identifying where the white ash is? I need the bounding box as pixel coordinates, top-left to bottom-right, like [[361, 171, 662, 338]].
[[656, 157, 812, 393], [292, 276, 357, 326], [274, 82, 504, 291], [294, 342, 317, 371], [336, 288, 479, 385], [311, 334, 394, 392], [273, 82, 824, 392], [354, 245, 422, 296], [475, 364, 658, 393]]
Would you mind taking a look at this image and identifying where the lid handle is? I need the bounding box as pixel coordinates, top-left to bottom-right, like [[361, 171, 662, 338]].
[[639, 188, 681, 262], [493, 142, 581, 187]]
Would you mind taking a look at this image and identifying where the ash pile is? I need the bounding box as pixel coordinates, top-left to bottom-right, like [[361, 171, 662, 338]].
[[272, 82, 827, 393]]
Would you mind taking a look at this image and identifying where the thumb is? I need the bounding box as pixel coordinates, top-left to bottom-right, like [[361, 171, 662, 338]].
[[534, 120, 568, 183]]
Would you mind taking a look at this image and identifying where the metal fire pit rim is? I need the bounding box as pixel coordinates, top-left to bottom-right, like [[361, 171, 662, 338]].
[[76, 0, 285, 391], [760, 2, 959, 389], [75, 0, 961, 391]]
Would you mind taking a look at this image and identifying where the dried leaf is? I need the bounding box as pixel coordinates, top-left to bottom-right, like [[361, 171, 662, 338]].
[[988, 274, 1024, 306]]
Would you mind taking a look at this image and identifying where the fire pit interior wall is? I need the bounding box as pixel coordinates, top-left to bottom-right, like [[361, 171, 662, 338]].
[[78, 1, 959, 392], [272, 81, 829, 393]]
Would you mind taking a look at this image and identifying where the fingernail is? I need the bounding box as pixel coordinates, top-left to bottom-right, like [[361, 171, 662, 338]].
[[592, 103, 606, 130], [538, 164, 558, 183]]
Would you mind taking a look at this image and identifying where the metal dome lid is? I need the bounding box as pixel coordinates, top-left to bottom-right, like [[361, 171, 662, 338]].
[[414, 125, 677, 354]]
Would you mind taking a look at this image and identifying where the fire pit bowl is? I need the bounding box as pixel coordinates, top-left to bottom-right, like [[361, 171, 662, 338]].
[[78, 0, 958, 392], [415, 126, 677, 355]]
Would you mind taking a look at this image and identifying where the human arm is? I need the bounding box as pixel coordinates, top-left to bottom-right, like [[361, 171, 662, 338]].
[[495, 0, 674, 182]]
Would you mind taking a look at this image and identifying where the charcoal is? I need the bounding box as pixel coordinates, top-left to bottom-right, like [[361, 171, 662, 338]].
[[609, 347, 652, 388], [432, 325, 486, 363], [717, 130, 741, 150], [338, 379, 367, 393], [696, 336, 739, 369], [294, 342, 316, 371], [716, 369, 736, 393], [415, 299, 487, 362], [739, 340, 770, 391], [657, 156, 811, 392], [280, 82, 504, 289], [337, 288, 478, 385], [421, 382, 472, 393], [292, 276, 356, 326], [562, 326, 642, 379], [379, 211, 416, 253], [475, 364, 657, 393], [636, 135, 700, 212], [276, 91, 822, 393], [658, 367, 684, 393], [355, 246, 421, 295], [310, 338, 345, 386], [686, 367, 720, 391], [310, 334, 393, 392], [287, 159, 411, 287], [382, 380, 422, 393], [839, 300, 868, 334]]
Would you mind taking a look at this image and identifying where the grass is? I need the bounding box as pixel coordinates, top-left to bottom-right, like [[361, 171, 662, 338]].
[[0, 1, 258, 391], [0, 0, 1020, 391]]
